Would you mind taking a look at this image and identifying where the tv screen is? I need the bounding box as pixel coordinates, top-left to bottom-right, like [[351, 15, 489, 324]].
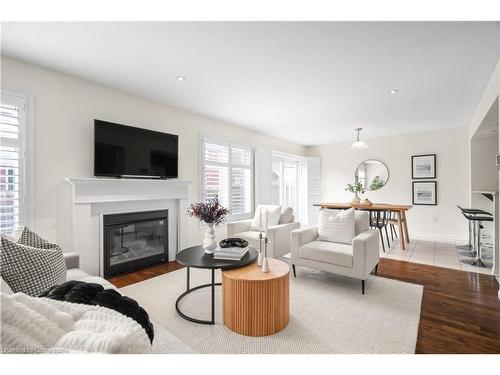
[[94, 120, 178, 178]]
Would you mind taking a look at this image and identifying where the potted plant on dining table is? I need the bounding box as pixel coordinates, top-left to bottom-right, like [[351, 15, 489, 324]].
[[187, 194, 230, 254], [345, 179, 365, 204]]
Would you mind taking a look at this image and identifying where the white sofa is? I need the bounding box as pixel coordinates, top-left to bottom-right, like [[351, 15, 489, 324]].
[[290, 210, 380, 294], [1, 252, 193, 354], [227, 209, 300, 259]]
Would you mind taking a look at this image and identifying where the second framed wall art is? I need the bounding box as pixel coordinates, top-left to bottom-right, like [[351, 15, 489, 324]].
[[412, 181, 437, 205]]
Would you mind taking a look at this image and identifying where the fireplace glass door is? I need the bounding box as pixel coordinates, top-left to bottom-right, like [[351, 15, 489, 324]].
[[103, 210, 168, 277]]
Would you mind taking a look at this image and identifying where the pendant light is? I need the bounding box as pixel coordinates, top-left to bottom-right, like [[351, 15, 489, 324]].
[[350, 127, 369, 149]]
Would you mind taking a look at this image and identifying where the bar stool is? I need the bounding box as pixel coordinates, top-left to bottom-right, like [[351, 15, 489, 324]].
[[456, 206, 491, 256], [461, 213, 493, 268]]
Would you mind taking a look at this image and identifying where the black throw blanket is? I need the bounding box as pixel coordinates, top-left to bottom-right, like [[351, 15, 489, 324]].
[[40, 281, 154, 343]]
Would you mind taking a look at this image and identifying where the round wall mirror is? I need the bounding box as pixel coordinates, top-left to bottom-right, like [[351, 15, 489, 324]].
[[355, 160, 390, 191]]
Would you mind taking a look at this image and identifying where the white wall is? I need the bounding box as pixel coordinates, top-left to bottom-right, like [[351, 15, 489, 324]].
[[471, 137, 498, 192], [467, 57, 500, 282], [306, 127, 470, 241], [1, 56, 306, 252], [470, 135, 498, 240]]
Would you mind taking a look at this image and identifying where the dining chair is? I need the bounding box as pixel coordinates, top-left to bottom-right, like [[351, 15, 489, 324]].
[[386, 211, 399, 243], [366, 210, 391, 252]]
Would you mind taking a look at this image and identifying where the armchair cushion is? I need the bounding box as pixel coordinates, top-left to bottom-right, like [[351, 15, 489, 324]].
[[233, 231, 261, 241], [226, 219, 253, 237], [299, 240, 353, 268], [318, 208, 355, 244], [250, 205, 282, 231], [354, 211, 370, 235], [279, 207, 294, 224]]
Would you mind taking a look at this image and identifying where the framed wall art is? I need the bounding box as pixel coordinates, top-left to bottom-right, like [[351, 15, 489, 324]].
[[412, 181, 437, 205], [412, 154, 436, 179]]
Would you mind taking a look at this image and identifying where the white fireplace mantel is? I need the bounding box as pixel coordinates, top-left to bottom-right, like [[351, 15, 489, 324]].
[[65, 177, 193, 204], [65, 177, 193, 276]]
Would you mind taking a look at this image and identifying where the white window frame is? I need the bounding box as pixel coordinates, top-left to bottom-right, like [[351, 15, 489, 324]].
[[0, 90, 35, 232], [199, 133, 254, 221]]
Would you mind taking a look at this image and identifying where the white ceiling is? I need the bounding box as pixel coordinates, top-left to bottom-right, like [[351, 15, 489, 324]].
[[2, 22, 500, 145]]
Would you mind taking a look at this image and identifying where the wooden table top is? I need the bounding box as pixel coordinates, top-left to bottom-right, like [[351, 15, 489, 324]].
[[315, 202, 413, 211], [222, 258, 289, 282]]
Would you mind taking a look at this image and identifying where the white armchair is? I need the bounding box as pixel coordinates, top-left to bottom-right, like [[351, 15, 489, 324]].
[[227, 212, 300, 259], [290, 211, 380, 294]]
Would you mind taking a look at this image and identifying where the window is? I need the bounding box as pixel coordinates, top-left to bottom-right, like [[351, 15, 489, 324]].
[[272, 153, 300, 214], [0, 92, 32, 234], [201, 136, 253, 219]]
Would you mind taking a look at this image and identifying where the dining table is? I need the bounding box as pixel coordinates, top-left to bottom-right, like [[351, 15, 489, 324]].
[[314, 202, 413, 250]]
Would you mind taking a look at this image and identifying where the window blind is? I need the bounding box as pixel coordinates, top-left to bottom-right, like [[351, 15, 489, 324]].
[[306, 157, 321, 226], [0, 94, 26, 234], [201, 137, 253, 219]]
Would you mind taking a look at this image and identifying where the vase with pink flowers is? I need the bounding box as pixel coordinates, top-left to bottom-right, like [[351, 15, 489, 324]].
[[187, 194, 230, 254]]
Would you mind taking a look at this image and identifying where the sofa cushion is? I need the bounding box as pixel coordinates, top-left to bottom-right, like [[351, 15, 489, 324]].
[[66, 268, 117, 290], [279, 207, 294, 224], [0, 236, 67, 296], [16, 226, 62, 251], [318, 208, 355, 245], [251, 204, 282, 230], [299, 240, 354, 268], [66, 268, 92, 281]]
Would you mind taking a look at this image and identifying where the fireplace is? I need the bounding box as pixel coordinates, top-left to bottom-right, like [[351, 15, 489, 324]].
[[103, 209, 168, 277]]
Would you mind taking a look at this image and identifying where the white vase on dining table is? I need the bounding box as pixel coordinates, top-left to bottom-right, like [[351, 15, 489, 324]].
[[352, 192, 361, 204]]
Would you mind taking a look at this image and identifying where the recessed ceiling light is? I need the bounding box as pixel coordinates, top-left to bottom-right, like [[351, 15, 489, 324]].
[[389, 89, 399, 95], [176, 76, 186, 82]]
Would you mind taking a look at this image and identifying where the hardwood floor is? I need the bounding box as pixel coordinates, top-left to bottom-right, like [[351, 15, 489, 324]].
[[107, 258, 500, 354], [378, 258, 500, 354], [106, 260, 183, 288]]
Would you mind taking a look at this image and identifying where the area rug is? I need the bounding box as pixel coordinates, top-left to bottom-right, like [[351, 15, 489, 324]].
[[121, 266, 423, 354]]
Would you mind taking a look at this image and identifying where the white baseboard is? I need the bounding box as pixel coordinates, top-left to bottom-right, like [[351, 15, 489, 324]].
[[410, 232, 467, 244]]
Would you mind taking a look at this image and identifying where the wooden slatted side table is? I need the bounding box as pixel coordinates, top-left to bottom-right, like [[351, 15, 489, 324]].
[[222, 258, 290, 336]]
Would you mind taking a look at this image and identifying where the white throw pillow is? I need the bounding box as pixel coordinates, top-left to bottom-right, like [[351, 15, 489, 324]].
[[278, 207, 294, 224], [318, 208, 356, 245], [251, 205, 282, 231]]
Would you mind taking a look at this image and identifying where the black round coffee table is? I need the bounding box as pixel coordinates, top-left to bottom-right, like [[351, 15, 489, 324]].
[[175, 245, 258, 325]]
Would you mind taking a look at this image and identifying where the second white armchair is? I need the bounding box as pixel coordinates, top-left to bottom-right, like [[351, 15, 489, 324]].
[[290, 210, 380, 294]]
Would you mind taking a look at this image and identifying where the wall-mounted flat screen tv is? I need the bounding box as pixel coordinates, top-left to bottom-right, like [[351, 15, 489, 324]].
[[94, 120, 178, 179]]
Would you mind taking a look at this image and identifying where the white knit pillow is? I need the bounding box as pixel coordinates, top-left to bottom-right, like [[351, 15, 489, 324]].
[[0, 236, 66, 297], [251, 205, 282, 231], [318, 208, 356, 244]]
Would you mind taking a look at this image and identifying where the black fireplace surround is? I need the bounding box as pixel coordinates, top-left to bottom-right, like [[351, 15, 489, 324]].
[[103, 210, 168, 277]]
